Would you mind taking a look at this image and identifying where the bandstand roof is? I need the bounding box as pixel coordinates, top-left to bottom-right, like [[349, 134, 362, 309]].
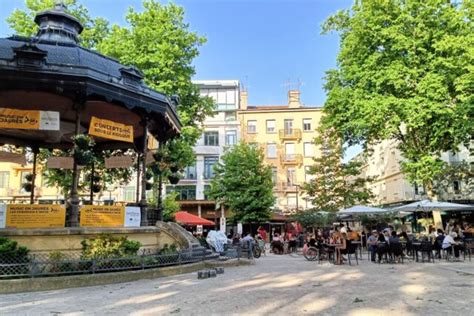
[[0, 3, 181, 150]]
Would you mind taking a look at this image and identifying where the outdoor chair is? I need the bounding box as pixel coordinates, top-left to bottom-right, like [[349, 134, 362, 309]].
[[419, 242, 435, 263], [389, 242, 404, 264], [463, 239, 474, 261], [376, 243, 389, 263], [345, 241, 358, 265]]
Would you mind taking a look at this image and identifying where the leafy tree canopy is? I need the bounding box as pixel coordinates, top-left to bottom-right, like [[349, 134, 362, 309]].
[[209, 142, 275, 224], [322, 0, 473, 198], [303, 128, 373, 212]]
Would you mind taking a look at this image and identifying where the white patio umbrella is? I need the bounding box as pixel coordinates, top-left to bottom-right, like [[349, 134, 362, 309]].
[[391, 200, 473, 212], [339, 205, 391, 215]]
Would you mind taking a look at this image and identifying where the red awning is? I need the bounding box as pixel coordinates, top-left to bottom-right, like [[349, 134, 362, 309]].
[[175, 211, 215, 226]]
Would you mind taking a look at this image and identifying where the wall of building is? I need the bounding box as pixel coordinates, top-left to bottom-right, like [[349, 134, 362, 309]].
[[358, 140, 474, 206], [238, 90, 323, 214]]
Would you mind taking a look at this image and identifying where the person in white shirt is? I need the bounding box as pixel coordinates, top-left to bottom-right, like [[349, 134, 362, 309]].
[[340, 224, 348, 234], [442, 232, 461, 258]]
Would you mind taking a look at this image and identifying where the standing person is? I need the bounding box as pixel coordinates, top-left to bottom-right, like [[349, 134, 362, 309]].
[[367, 230, 378, 262], [257, 226, 267, 242], [242, 233, 254, 259]]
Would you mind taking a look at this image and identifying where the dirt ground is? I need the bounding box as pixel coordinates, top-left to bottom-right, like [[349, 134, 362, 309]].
[[0, 253, 473, 315]]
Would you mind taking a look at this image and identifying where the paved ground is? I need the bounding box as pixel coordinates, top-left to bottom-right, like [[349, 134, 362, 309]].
[[1, 254, 473, 316]]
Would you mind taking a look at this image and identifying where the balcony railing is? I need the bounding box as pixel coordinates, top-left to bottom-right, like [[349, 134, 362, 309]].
[[280, 154, 303, 165], [278, 182, 300, 192], [279, 128, 302, 141]]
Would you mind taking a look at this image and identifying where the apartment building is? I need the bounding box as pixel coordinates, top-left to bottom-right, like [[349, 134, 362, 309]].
[[166, 80, 241, 224], [238, 90, 323, 214], [356, 140, 474, 207], [0, 162, 61, 203]]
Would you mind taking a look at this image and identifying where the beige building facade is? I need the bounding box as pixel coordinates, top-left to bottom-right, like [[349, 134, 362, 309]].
[[238, 90, 323, 214], [356, 140, 474, 206]]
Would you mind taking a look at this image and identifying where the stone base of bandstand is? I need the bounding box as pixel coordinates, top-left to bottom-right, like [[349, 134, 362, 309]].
[[1, 221, 199, 254]]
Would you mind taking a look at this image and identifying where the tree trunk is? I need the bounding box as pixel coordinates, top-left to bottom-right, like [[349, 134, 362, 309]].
[[425, 180, 438, 201]]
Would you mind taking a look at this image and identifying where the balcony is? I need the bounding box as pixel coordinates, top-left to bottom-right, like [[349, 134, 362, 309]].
[[280, 154, 303, 165], [279, 129, 302, 141], [278, 182, 301, 193]]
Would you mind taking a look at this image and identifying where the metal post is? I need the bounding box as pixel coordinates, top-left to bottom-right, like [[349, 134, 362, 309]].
[[89, 160, 94, 204], [295, 184, 299, 212], [136, 152, 140, 204], [140, 120, 149, 226], [156, 141, 164, 222], [69, 106, 82, 227], [30, 147, 39, 204]]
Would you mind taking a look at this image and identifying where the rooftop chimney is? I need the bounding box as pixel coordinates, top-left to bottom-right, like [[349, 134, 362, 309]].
[[288, 90, 301, 108], [240, 90, 248, 110]]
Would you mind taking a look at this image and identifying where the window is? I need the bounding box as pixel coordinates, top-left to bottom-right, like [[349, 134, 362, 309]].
[[184, 165, 196, 179], [247, 120, 257, 133], [225, 130, 237, 146], [303, 118, 312, 131], [453, 180, 461, 194], [286, 168, 296, 186], [166, 185, 196, 200], [284, 119, 293, 134], [0, 171, 9, 189], [267, 143, 277, 158], [271, 167, 278, 184], [20, 171, 31, 194], [204, 156, 219, 179], [123, 186, 135, 202], [414, 183, 425, 195], [225, 112, 236, 121], [304, 142, 314, 157], [287, 194, 297, 207], [204, 185, 211, 200], [204, 131, 219, 146], [266, 120, 276, 133]]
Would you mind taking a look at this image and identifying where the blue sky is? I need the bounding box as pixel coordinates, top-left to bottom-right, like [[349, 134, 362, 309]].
[[0, 0, 360, 159]]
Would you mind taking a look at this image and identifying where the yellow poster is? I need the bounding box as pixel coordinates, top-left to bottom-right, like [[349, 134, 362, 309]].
[[0, 108, 40, 130], [80, 205, 125, 227], [88, 116, 134, 143], [5, 204, 65, 228]]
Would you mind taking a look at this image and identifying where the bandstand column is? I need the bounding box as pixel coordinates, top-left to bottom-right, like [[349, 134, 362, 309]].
[[140, 120, 149, 226], [69, 105, 82, 227], [30, 146, 39, 204]]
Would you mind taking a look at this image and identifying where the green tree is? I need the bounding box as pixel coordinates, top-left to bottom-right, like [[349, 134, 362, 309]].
[[322, 0, 474, 199], [162, 192, 180, 222], [96, 0, 214, 169], [303, 128, 373, 212], [209, 142, 275, 224]]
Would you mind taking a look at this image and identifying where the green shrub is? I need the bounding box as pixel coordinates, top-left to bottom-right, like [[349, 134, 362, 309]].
[[0, 237, 29, 263], [81, 234, 142, 260], [159, 244, 178, 255]]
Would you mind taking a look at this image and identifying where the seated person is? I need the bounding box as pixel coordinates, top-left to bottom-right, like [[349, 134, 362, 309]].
[[335, 233, 348, 265], [271, 233, 284, 253], [433, 229, 445, 258], [442, 232, 462, 259], [367, 230, 378, 262], [388, 231, 400, 244]]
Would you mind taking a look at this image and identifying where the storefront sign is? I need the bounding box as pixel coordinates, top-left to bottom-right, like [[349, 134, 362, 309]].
[[88, 116, 134, 143], [105, 156, 134, 169], [124, 206, 141, 227], [0, 152, 27, 165], [196, 225, 203, 234], [80, 205, 125, 227], [0, 108, 59, 131], [1, 204, 65, 228]]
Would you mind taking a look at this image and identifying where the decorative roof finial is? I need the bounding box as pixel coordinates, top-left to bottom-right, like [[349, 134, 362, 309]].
[[34, 1, 83, 44], [54, 0, 67, 11]]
